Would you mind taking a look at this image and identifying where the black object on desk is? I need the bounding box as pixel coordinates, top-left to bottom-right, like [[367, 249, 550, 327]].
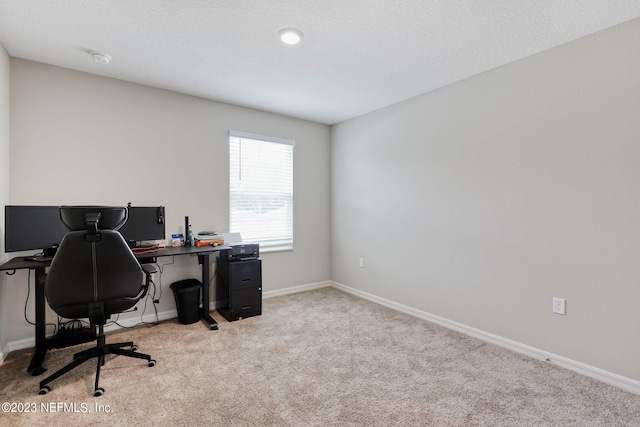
[[0, 244, 229, 376]]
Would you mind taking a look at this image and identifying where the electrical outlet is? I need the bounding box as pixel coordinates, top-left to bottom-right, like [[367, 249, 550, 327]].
[[359, 257, 364, 268], [552, 297, 566, 315]]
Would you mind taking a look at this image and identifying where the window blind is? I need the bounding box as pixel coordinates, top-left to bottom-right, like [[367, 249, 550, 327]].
[[229, 131, 294, 251]]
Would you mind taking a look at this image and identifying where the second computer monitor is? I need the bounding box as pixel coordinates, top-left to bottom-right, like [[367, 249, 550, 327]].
[[4, 205, 68, 256], [119, 206, 166, 246]]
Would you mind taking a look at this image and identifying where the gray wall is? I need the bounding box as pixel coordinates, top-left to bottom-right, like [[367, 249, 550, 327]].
[[331, 18, 640, 381], [6, 59, 331, 342], [0, 43, 10, 358]]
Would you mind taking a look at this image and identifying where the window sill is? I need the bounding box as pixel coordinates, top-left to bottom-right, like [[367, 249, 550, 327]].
[[260, 245, 293, 254]]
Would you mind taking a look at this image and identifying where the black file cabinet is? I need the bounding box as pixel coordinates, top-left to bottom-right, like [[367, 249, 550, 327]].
[[216, 256, 262, 321]]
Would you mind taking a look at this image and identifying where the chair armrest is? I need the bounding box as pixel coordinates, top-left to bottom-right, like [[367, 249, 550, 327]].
[[142, 263, 158, 276], [138, 263, 158, 300]]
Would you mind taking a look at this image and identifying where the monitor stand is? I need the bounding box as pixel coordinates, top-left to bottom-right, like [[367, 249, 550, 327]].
[[42, 247, 58, 258]]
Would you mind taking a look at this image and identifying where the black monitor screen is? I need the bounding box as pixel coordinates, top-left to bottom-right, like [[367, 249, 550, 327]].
[[5, 205, 68, 254], [119, 206, 165, 245]]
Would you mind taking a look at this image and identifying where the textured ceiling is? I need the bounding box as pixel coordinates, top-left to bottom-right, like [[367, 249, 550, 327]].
[[0, 1, 639, 124]]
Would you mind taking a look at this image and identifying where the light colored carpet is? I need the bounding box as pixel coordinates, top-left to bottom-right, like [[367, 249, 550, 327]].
[[1, 287, 639, 426]]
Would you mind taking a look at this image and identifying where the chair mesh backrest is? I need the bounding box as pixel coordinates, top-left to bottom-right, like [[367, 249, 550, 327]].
[[45, 209, 143, 320]]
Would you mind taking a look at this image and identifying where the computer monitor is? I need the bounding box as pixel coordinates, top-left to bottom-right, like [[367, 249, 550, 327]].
[[4, 205, 166, 254], [4, 205, 69, 257], [118, 206, 166, 246]]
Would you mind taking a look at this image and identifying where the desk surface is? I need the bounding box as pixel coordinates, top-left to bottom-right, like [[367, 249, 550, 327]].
[[0, 245, 231, 271], [133, 244, 231, 259], [0, 256, 49, 271]]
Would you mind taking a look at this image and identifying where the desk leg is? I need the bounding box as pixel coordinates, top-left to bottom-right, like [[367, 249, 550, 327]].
[[199, 253, 218, 330], [28, 267, 48, 376]]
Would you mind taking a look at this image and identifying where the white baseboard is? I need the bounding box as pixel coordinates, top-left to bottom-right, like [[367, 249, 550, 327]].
[[3, 336, 37, 358], [331, 281, 640, 395], [2, 308, 179, 360], [262, 280, 331, 299], [104, 308, 178, 333], [0, 344, 7, 364]]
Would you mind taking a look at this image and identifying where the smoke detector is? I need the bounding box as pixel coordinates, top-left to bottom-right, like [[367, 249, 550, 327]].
[[90, 51, 111, 64]]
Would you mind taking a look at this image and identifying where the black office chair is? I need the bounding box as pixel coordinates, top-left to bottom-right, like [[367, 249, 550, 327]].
[[38, 206, 157, 397]]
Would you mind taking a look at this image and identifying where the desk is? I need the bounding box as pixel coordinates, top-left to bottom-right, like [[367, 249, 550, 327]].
[[0, 244, 229, 376]]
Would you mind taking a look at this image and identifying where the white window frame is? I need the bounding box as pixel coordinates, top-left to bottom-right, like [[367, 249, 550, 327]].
[[229, 131, 295, 252]]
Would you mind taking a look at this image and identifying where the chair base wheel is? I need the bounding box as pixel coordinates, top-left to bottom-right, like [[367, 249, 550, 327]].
[[94, 387, 105, 397], [38, 386, 51, 395], [148, 359, 156, 367], [131, 345, 138, 351]]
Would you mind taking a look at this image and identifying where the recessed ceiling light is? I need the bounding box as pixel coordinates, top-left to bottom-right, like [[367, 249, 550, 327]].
[[278, 28, 303, 45], [90, 51, 111, 64]]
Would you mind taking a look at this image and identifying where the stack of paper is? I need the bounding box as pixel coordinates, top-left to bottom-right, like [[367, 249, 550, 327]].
[[195, 231, 224, 246]]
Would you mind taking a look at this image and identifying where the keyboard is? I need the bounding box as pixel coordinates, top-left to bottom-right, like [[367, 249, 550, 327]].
[[25, 256, 53, 262]]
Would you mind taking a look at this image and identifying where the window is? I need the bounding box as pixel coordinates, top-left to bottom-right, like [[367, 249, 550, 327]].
[[229, 131, 294, 251]]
